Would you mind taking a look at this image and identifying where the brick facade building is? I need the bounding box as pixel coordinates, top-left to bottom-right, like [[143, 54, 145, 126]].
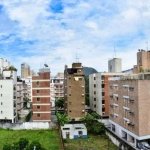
[[32, 68, 51, 122]]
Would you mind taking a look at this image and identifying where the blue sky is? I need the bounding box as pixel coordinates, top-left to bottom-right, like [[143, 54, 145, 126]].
[[0, 0, 150, 75]]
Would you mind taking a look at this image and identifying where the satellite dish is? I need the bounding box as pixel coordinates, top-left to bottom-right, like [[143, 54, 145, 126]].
[[44, 64, 48, 67]]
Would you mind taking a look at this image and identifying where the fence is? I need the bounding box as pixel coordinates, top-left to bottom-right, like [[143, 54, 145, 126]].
[[0, 122, 58, 130]]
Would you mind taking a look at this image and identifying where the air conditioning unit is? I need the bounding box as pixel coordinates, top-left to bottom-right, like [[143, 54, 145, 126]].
[[82, 94, 84, 96], [82, 86, 84, 88], [82, 102, 84, 104], [82, 110, 85, 112]]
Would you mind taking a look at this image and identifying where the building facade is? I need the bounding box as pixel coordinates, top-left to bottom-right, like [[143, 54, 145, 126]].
[[89, 72, 125, 117], [32, 68, 51, 122], [133, 50, 150, 73], [50, 73, 64, 107], [108, 58, 122, 73], [109, 73, 150, 148], [0, 58, 17, 123], [64, 63, 85, 121]]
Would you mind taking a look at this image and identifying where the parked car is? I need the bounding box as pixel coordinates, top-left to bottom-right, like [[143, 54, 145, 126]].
[[138, 141, 150, 150]]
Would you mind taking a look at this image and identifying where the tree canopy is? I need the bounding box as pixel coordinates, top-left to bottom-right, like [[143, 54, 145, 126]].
[[56, 113, 70, 126], [3, 138, 45, 150], [80, 114, 105, 135], [55, 98, 64, 108]]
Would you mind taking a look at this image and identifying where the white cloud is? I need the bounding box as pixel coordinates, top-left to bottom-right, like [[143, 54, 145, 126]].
[[1, 0, 150, 75]]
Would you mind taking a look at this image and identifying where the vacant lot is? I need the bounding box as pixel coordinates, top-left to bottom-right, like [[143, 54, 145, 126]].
[[64, 134, 117, 150], [0, 128, 62, 150]]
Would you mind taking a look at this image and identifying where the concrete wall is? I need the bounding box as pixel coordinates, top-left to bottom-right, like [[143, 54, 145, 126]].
[[0, 122, 57, 130]]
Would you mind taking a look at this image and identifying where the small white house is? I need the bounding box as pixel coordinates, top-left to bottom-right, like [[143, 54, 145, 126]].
[[61, 124, 87, 139]]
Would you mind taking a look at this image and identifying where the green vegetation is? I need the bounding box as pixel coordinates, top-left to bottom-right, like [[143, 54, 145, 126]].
[[91, 112, 101, 119], [64, 134, 117, 150], [55, 98, 64, 108], [3, 138, 46, 150], [0, 128, 62, 150], [84, 76, 89, 106], [56, 113, 70, 126], [80, 114, 105, 135], [3, 66, 17, 72]]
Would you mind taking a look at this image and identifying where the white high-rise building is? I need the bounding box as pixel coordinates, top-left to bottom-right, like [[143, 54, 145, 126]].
[[0, 58, 17, 123]]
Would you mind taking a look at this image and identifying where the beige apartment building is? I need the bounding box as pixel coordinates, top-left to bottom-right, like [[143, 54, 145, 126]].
[[64, 63, 85, 121], [133, 50, 150, 73], [109, 73, 150, 148]]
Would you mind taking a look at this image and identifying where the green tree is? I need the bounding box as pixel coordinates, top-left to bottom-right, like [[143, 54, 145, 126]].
[[56, 113, 70, 126], [25, 141, 45, 150], [18, 138, 29, 150], [91, 112, 101, 119], [84, 77, 90, 105], [3, 144, 13, 150], [80, 114, 105, 135], [55, 98, 64, 108]]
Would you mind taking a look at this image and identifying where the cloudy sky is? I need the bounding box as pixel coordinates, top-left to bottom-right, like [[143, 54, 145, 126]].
[[0, 0, 150, 76]]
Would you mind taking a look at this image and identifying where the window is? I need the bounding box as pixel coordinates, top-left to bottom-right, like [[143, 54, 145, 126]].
[[69, 86, 71, 88], [37, 106, 40, 109], [36, 81, 39, 85], [1, 102, 2, 105], [69, 110, 72, 112], [79, 78, 82, 81], [37, 90, 40, 93], [1, 85, 2, 88], [94, 84, 96, 87], [94, 104, 96, 108], [69, 94, 71, 96], [94, 98, 96, 101], [37, 97, 40, 101], [69, 102, 71, 105], [94, 77, 96, 80], [1, 94, 2, 97], [94, 91, 96, 95], [69, 77, 71, 79], [1, 111, 2, 114], [37, 113, 40, 117]]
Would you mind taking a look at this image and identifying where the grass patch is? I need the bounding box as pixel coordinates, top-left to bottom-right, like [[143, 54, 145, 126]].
[[65, 134, 117, 150], [0, 128, 62, 150]]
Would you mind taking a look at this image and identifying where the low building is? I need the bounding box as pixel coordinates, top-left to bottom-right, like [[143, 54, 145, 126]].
[[61, 124, 87, 139]]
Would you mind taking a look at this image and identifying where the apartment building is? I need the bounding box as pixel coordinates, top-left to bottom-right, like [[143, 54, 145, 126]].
[[133, 50, 150, 73], [109, 73, 150, 148], [32, 68, 51, 122], [64, 63, 85, 121], [0, 58, 17, 123], [89, 72, 125, 117], [21, 77, 32, 107], [50, 73, 64, 106], [21, 63, 30, 78], [17, 77, 24, 114]]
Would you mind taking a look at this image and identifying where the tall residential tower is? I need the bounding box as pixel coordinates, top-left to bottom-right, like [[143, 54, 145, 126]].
[[64, 63, 85, 121]]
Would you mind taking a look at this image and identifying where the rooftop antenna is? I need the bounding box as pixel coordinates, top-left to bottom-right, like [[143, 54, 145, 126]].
[[114, 46, 116, 58], [146, 41, 148, 51], [76, 53, 79, 63]]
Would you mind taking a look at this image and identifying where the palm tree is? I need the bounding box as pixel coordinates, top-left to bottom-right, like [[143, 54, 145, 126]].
[[56, 113, 70, 126]]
